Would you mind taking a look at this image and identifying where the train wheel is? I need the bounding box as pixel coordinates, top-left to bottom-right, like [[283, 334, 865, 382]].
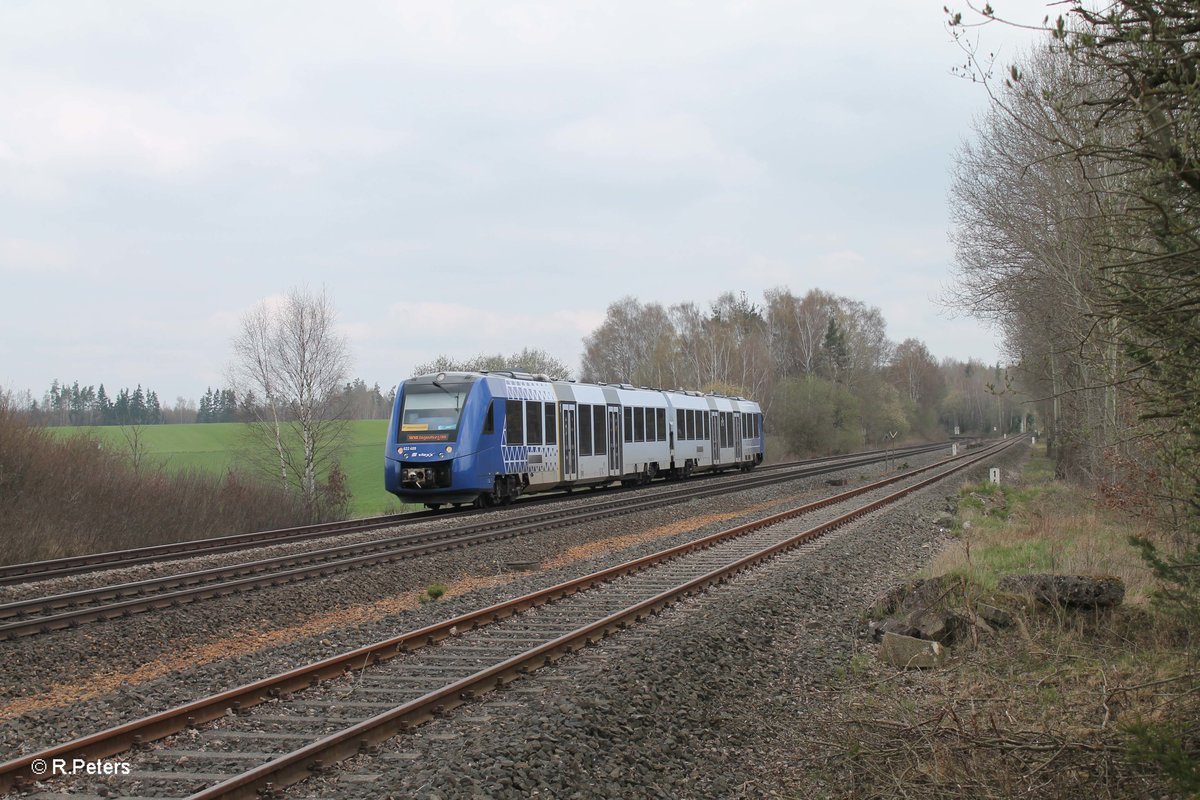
[[426, 503, 442, 511]]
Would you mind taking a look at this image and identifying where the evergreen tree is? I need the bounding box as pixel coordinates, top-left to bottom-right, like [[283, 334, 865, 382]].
[[114, 389, 130, 425], [147, 390, 162, 424], [221, 389, 237, 422], [198, 388, 213, 423], [131, 385, 146, 425], [96, 384, 113, 425]]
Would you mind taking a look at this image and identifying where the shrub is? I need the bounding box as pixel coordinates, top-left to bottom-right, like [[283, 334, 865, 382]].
[[0, 394, 330, 565]]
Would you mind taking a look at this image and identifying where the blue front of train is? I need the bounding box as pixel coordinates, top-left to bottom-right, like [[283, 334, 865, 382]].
[[384, 372, 504, 507]]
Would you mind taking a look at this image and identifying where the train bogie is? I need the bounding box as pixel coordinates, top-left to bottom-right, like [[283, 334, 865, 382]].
[[385, 371, 764, 508]]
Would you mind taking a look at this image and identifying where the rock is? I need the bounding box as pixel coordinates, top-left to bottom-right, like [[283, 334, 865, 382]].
[[906, 609, 970, 646], [976, 602, 1014, 628], [998, 574, 1125, 609], [869, 575, 963, 621], [867, 617, 919, 642], [879, 632, 946, 669]]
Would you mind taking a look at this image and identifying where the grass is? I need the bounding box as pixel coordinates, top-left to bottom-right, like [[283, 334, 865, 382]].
[[418, 582, 449, 604], [928, 446, 1154, 601], [50, 421, 408, 518], [790, 443, 1199, 798]]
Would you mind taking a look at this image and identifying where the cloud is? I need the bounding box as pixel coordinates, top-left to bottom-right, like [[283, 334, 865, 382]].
[[549, 112, 762, 181], [385, 301, 598, 338], [0, 238, 73, 274], [374, 301, 601, 375], [0, 80, 405, 180]]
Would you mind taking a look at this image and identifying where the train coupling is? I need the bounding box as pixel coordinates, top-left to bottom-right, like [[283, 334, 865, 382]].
[[401, 462, 453, 488], [402, 467, 436, 487]]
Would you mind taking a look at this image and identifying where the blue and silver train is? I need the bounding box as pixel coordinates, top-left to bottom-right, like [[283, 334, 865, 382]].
[[384, 371, 765, 509]]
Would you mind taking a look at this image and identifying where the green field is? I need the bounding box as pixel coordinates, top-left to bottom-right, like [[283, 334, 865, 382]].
[[51, 421, 406, 517]]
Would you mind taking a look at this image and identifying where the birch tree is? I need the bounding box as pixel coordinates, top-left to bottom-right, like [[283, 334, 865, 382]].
[[229, 287, 351, 513]]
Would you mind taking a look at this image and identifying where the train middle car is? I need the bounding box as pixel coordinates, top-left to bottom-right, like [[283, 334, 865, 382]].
[[384, 371, 765, 509]]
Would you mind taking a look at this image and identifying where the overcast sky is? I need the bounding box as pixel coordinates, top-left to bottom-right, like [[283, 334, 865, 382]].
[[0, 1, 1052, 404]]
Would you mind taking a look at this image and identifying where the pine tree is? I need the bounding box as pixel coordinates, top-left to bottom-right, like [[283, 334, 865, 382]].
[[114, 389, 130, 425], [221, 389, 237, 422], [147, 390, 162, 424], [198, 388, 212, 423], [96, 384, 113, 425]]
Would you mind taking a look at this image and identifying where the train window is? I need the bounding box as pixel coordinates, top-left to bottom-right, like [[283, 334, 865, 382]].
[[505, 400, 523, 444], [624, 407, 633, 443], [755, 415, 760, 437], [656, 408, 666, 442], [725, 413, 732, 447], [526, 402, 543, 446], [634, 407, 645, 442], [593, 405, 607, 455], [544, 404, 556, 445], [704, 412, 711, 439], [683, 410, 691, 440], [741, 414, 747, 438], [647, 408, 656, 442], [483, 401, 494, 435], [676, 409, 684, 436], [579, 404, 593, 456]]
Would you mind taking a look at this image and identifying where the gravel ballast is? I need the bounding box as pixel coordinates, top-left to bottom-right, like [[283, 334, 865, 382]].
[[2, 443, 1022, 796], [285, 453, 1023, 799]]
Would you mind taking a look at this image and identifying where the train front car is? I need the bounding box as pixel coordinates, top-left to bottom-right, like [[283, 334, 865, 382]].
[[385, 372, 500, 509]]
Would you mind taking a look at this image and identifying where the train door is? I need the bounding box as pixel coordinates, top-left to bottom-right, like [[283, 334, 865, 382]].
[[561, 403, 578, 481], [710, 410, 720, 465], [607, 405, 622, 477], [734, 413, 743, 462]]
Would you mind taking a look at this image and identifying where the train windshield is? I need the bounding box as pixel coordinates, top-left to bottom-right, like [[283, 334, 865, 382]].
[[398, 383, 473, 443]]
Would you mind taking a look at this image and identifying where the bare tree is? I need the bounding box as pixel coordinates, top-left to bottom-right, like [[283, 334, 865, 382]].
[[414, 348, 572, 380], [118, 424, 149, 474], [229, 287, 351, 512]]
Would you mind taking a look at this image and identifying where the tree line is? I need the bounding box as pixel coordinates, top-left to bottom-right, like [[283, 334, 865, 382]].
[[579, 291, 1024, 456], [22, 380, 167, 426], [16, 378, 395, 427], [946, 5, 1199, 781], [948, 1, 1200, 573]]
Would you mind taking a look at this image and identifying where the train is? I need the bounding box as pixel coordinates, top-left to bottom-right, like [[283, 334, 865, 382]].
[[384, 370, 765, 509]]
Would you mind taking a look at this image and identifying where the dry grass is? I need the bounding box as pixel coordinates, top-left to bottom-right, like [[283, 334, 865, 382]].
[[927, 452, 1156, 604], [0, 572, 515, 723], [785, 445, 1200, 799], [795, 608, 1198, 799]]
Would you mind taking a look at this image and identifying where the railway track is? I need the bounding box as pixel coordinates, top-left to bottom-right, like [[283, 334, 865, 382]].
[[0, 442, 950, 588], [0, 438, 1018, 797], [0, 443, 953, 640]]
